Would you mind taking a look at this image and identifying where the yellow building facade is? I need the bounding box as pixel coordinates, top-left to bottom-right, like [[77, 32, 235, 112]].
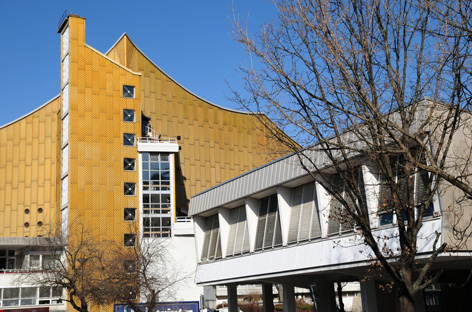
[[0, 13, 286, 311]]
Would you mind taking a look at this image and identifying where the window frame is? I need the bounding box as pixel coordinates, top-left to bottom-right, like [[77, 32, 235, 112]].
[[123, 85, 135, 99], [123, 158, 136, 171], [123, 133, 136, 146], [377, 165, 436, 227], [123, 109, 136, 122], [124, 234, 137, 247], [124, 208, 136, 222], [124, 183, 136, 196]]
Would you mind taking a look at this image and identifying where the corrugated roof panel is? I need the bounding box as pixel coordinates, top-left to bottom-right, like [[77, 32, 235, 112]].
[[189, 153, 322, 216]]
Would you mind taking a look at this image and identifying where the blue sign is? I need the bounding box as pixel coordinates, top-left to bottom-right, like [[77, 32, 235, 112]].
[[114, 301, 199, 312]]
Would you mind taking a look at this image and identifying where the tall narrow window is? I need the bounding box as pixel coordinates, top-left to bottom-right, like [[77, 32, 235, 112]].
[[255, 195, 282, 250], [288, 182, 321, 244], [200, 215, 221, 262], [123, 109, 135, 122], [141, 153, 172, 238], [123, 85, 135, 98], [327, 173, 359, 235], [415, 170, 434, 218], [226, 206, 250, 257]]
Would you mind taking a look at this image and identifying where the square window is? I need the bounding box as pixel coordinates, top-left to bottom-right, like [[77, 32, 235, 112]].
[[123, 85, 135, 98], [123, 158, 136, 171], [29, 255, 41, 269], [123, 133, 135, 146], [39, 287, 50, 298], [124, 234, 136, 247], [51, 286, 63, 298], [42, 255, 59, 271], [379, 213, 393, 226], [123, 109, 135, 122], [124, 208, 136, 221], [123, 260, 137, 273], [124, 183, 136, 196], [123, 286, 137, 300]]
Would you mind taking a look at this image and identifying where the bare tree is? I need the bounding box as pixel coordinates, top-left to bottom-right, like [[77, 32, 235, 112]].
[[100, 228, 191, 312], [20, 228, 112, 312], [231, 0, 472, 311], [20, 224, 189, 312]]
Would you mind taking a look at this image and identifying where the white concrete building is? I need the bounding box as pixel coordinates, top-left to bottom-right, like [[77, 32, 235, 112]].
[[189, 127, 472, 311]]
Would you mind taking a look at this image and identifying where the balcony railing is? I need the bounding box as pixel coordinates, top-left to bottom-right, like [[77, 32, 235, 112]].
[[176, 216, 192, 223], [137, 137, 178, 144]]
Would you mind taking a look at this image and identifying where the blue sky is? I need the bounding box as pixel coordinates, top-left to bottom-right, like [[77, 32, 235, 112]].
[[0, 1, 277, 127]]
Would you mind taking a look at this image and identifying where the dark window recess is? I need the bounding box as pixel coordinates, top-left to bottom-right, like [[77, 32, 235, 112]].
[[124, 234, 137, 247], [124, 183, 136, 196], [124, 208, 136, 221], [123, 133, 135, 146], [123, 109, 135, 122], [123, 158, 136, 171], [123, 85, 135, 98], [123, 260, 137, 273]]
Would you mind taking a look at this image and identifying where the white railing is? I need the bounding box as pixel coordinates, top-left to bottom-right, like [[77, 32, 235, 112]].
[[0, 268, 52, 274], [137, 136, 178, 144], [176, 216, 193, 223], [137, 123, 178, 144]]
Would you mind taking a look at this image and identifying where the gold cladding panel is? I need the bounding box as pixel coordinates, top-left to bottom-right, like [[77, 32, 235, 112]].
[[0, 97, 61, 237], [67, 16, 141, 245], [106, 36, 287, 212]]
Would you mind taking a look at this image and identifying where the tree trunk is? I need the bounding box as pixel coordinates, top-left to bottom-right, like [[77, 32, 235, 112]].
[[336, 282, 345, 312], [399, 295, 415, 312]]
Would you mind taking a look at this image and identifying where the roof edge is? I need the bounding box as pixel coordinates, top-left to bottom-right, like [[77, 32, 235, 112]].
[[0, 94, 61, 129], [85, 43, 142, 76], [190, 151, 297, 201], [105, 33, 262, 116]]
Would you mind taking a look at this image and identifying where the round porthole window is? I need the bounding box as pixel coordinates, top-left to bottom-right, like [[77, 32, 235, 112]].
[[38, 207, 43, 213], [25, 208, 30, 214], [24, 222, 30, 228], [37, 221, 43, 227]]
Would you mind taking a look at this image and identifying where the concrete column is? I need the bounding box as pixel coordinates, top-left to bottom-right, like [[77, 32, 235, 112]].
[[315, 180, 331, 238], [277, 186, 291, 246], [227, 284, 239, 312], [218, 208, 231, 258], [362, 162, 381, 228], [360, 280, 378, 312], [282, 284, 296, 312], [193, 216, 206, 262], [262, 283, 274, 312], [245, 197, 259, 252], [312, 278, 337, 312]]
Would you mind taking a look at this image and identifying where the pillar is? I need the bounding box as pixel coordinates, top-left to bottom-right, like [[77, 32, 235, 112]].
[[311, 278, 337, 312], [227, 284, 238, 312], [360, 280, 378, 312], [282, 284, 296, 312], [262, 283, 274, 312]]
